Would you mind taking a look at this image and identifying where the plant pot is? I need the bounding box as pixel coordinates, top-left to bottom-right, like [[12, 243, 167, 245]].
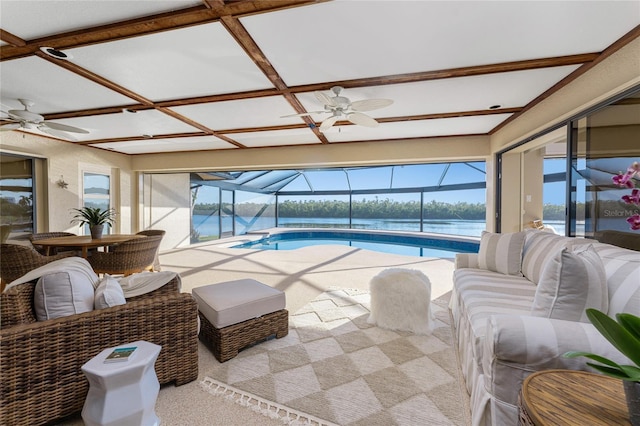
[[90, 225, 104, 240], [624, 380, 640, 426]]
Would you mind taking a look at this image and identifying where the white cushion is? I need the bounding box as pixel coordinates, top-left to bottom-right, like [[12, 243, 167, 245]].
[[95, 275, 126, 309], [192, 279, 285, 329], [530, 244, 608, 322], [478, 231, 526, 276], [34, 271, 96, 320]]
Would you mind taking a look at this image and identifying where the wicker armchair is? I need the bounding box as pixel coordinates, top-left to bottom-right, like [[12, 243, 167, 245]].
[[0, 276, 199, 426], [29, 232, 77, 255], [136, 229, 166, 271], [88, 235, 163, 276], [0, 243, 76, 285]]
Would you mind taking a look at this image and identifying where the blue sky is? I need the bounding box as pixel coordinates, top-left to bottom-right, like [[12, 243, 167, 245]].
[[194, 159, 577, 206]]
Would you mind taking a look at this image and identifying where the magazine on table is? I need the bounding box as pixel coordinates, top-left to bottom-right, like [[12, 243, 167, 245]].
[[103, 346, 137, 363]]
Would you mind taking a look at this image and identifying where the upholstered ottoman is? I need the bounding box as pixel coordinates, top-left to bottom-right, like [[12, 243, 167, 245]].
[[192, 279, 288, 362], [367, 268, 435, 334]]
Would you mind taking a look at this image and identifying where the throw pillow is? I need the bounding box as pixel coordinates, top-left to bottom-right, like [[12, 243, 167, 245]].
[[94, 274, 126, 309], [34, 271, 95, 321], [478, 231, 526, 276], [530, 244, 608, 322]]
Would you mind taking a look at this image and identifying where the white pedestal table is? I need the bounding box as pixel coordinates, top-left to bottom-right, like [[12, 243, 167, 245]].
[[81, 340, 161, 426]]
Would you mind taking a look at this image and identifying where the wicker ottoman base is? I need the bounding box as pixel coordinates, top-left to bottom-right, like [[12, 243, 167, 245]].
[[198, 309, 289, 362]]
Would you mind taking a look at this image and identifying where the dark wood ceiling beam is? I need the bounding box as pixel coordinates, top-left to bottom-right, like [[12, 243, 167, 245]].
[[74, 132, 209, 145], [35, 52, 155, 106], [0, 29, 26, 47], [220, 15, 328, 143], [44, 104, 154, 120], [375, 107, 522, 124], [0, 1, 323, 61], [286, 54, 600, 93], [203, 0, 226, 13]]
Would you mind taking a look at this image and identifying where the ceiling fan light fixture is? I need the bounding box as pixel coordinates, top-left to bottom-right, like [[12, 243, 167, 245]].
[[40, 46, 73, 60]]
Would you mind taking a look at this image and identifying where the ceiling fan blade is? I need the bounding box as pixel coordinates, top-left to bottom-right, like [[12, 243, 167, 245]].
[[315, 91, 337, 107], [281, 110, 326, 118], [42, 121, 90, 134], [38, 125, 78, 141], [350, 98, 394, 112], [319, 115, 339, 132], [1, 122, 21, 131], [347, 112, 379, 128]]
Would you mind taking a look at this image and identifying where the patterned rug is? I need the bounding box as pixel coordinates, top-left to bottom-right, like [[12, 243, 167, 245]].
[[200, 288, 469, 426]]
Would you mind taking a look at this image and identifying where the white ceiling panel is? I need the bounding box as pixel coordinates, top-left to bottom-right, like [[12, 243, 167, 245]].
[[49, 109, 200, 141], [170, 96, 304, 130], [242, 1, 640, 85], [0, 1, 202, 40], [324, 114, 513, 143], [0, 57, 137, 112], [68, 22, 275, 102], [92, 135, 236, 155], [228, 128, 320, 148], [297, 65, 581, 119]]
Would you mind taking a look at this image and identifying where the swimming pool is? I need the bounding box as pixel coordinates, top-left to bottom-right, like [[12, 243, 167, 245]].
[[231, 230, 479, 258]]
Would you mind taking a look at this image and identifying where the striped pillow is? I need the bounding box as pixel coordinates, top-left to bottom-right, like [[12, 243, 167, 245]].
[[478, 231, 526, 276], [530, 244, 608, 322]]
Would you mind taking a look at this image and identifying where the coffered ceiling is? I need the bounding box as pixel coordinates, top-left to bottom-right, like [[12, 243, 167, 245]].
[[1, 1, 639, 155]]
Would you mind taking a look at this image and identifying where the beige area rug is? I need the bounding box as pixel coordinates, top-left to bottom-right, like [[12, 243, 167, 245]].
[[200, 288, 469, 426]]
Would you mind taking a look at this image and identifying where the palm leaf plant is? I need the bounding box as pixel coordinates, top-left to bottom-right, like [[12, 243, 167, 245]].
[[70, 207, 117, 227], [565, 309, 640, 424], [564, 309, 640, 381]]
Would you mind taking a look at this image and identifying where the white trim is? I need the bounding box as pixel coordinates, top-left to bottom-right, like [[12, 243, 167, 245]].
[[200, 377, 338, 426]]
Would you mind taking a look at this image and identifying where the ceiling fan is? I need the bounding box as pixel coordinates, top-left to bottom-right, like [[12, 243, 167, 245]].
[[284, 86, 393, 132], [1, 99, 89, 139]]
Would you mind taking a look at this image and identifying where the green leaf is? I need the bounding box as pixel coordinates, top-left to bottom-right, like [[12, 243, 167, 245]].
[[586, 309, 640, 367], [586, 363, 632, 379], [618, 313, 640, 341], [563, 351, 622, 369], [619, 365, 640, 381]]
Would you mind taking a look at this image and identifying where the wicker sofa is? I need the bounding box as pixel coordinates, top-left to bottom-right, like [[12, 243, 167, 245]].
[[0, 275, 199, 426], [450, 230, 640, 425]]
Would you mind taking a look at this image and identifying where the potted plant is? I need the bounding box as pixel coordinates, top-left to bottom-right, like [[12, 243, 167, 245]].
[[70, 206, 116, 239], [564, 309, 640, 425]]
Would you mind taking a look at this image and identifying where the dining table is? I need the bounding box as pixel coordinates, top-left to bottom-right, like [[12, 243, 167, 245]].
[[35, 234, 145, 258]]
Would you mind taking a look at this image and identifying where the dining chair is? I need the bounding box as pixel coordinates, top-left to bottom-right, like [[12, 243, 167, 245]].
[[136, 230, 166, 271], [0, 243, 77, 287], [29, 232, 77, 255], [87, 235, 163, 276]]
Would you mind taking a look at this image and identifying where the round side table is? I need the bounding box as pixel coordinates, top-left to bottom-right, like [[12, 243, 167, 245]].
[[518, 369, 631, 426], [81, 340, 162, 426]]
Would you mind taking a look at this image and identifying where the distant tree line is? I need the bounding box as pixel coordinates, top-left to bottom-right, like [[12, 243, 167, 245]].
[[194, 199, 592, 221]]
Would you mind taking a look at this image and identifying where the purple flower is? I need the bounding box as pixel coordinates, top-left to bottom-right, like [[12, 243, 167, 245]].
[[613, 172, 635, 188], [614, 161, 640, 231], [621, 189, 640, 205], [627, 214, 640, 231]]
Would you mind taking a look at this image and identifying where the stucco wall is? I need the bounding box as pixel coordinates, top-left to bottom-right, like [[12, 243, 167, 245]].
[[142, 173, 191, 250], [0, 133, 133, 234]]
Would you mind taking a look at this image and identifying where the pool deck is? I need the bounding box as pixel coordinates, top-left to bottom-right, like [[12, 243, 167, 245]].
[[160, 228, 460, 314]]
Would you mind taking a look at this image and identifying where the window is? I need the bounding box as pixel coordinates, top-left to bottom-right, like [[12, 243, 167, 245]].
[[0, 154, 34, 241], [82, 172, 111, 235]]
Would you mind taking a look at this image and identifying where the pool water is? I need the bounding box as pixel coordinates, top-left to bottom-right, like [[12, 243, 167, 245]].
[[231, 231, 479, 258]]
